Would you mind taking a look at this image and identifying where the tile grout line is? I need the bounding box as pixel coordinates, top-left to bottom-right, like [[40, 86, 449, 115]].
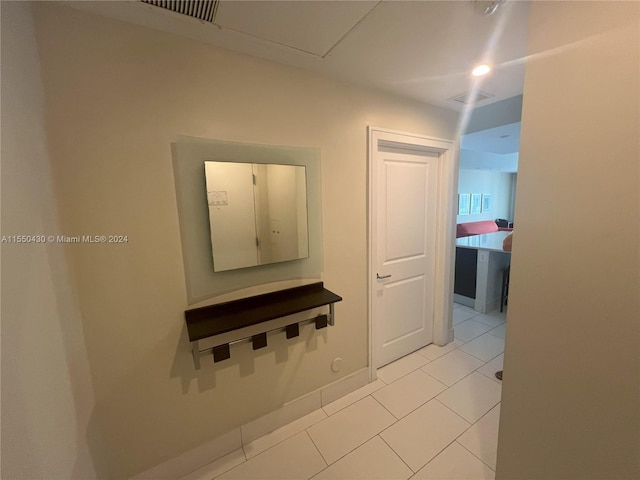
[[321, 380, 386, 417], [448, 399, 502, 471], [486, 330, 505, 340], [242, 410, 329, 461], [210, 449, 248, 480], [305, 394, 399, 473], [373, 376, 450, 422], [433, 397, 474, 429], [306, 423, 391, 472], [464, 401, 501, 428], [380, 353, 426, 378], [389, 344, 500, 402], [475, 368, 504, 384], [459, 344, 505, 363], [434, 376, 502, 422], [233, 422, 329, 474], [430, 356, 502, 418], [455, 440, 497, 473], [454, 318, 503, 340], [473, 316, 506, 328], [303, 430, 330, 478], [419, 437, 470, 476], [376, 433, 418, 475], [369, 391, 402, 421]]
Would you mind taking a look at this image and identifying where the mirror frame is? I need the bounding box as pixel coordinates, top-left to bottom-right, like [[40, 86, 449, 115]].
[[172, 136, 322, 304]]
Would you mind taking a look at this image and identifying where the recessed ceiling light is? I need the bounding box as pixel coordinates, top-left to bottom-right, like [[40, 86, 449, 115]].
[[472, 64, 491, 77], [472, 64, 491, 76]]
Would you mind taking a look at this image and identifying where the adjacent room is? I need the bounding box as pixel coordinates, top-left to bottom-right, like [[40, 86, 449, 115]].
[[454, 97, 520, 316]]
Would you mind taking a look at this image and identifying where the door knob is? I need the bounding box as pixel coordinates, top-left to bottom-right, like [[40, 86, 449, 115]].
[[377, 273, 392, 280]]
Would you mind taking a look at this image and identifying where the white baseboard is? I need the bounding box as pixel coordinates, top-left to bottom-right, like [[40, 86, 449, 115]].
[[132, 367, 370, 479], [131, 429, 242, 480], [485, 296, 503, 314], [240, 390, 322, 445], [443, 327, 455, 345], [320, 368, 369, 406], [453, 294, 475, 308]]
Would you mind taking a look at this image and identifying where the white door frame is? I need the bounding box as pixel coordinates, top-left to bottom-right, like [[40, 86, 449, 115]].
[[368, 126, 458, 380]]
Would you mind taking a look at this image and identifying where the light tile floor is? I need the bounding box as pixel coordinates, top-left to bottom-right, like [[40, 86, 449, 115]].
[[185, 303, 506, 480]]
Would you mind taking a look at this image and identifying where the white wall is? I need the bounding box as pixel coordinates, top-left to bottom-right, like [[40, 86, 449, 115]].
[[28, 3, 458, 478], [497, 1, 639, 478], [0, 2, 101, 478], [457, 169, 516, 223]]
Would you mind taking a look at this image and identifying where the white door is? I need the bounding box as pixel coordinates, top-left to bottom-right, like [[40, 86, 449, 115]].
[[374, 150, 439, 367]]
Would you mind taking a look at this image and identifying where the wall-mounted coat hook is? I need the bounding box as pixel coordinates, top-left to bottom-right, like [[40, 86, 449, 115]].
[[185, 282, 342, 369], [315, 314, 328, 329], [252, 333, 268, 350], [212, 344, 230, 363], [286, 323, 300, 339]]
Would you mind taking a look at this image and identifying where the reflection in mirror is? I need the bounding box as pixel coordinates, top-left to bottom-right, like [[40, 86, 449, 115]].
[[204, 161, 309, 272]]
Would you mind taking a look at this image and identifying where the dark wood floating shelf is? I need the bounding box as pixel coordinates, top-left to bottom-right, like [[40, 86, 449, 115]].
[[185, 282, 342, 342]]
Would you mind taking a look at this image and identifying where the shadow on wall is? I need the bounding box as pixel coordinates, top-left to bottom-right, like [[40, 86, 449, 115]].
[[82, 318, 328, 476], [169, 322, 328, 394]]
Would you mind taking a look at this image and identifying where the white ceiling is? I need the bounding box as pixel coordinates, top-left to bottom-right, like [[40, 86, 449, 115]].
[[462, 121, 521, 154], [214, 1, 378, 57], [69, 0, 531, 113], [68, 0, 528, 172], [459, 121, 521, 172]]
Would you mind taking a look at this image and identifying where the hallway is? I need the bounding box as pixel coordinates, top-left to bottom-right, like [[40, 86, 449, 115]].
[[183, 303, 506, 479]]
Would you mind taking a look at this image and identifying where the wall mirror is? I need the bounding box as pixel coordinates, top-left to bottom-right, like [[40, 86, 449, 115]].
[[204, 161, 309, 272]]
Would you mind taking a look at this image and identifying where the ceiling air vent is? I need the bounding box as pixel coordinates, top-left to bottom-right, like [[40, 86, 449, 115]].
[[140, 0, 219, 23], [449, 91, 495, 105]]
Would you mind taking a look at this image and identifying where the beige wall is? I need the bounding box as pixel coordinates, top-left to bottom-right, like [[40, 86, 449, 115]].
[[30, 4, 457, 478], [497, 2, 640, 478], [0, 2, 102, 478]]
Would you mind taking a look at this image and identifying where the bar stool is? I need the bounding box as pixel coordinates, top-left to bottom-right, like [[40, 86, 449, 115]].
[[500, 265, 510, 312]]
